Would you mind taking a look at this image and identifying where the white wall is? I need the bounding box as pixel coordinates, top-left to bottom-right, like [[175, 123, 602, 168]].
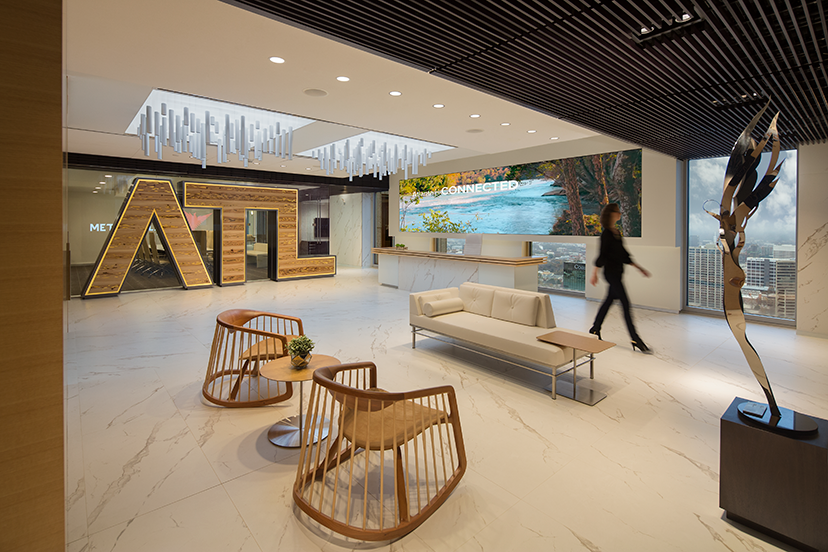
[[390, 136, 683, 311], [330, 192, 374, 267], [797, 142, 828, 337]]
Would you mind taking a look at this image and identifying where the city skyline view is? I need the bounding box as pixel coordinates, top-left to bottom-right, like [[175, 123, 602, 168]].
[[688, 149, 798, 246]]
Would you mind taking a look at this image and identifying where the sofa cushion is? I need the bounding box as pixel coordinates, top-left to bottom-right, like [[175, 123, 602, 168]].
[[491, 290, 539, 326], [423, 297, 465, 317], [418, 291, 452, 313], [458, 282, 556, 328], [459, 283, 495, 317]]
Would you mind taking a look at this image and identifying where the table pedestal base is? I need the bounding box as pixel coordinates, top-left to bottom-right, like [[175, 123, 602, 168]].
[[545, 378, 607, 406], [268, 415, 331, 448]]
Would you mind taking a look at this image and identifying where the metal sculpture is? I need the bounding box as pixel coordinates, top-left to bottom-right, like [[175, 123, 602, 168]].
[[705, 102, 816, 435]]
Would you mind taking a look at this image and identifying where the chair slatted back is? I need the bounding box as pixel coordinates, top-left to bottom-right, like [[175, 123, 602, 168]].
[[202, 309, 303, 407], [293, 362, 466, 541]]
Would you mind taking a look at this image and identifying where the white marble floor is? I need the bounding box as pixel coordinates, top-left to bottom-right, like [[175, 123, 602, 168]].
[[65, 268, 828, 552]]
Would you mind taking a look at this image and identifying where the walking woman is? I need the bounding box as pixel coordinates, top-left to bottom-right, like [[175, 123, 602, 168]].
[[588, 203, 652, 353]]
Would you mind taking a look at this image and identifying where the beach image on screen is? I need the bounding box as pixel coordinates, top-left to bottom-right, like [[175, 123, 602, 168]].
[[399, 149, 642, 237]]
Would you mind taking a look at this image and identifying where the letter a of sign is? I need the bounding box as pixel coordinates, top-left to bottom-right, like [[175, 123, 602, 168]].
[[83, 179, 212, 297]]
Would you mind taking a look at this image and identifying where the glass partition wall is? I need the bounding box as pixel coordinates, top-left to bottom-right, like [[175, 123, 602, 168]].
[[67, 168, 331, 296], [686, 150, 797, 321]]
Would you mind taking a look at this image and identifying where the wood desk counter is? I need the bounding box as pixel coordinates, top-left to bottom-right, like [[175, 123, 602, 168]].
[[371, 247, 544, 267]]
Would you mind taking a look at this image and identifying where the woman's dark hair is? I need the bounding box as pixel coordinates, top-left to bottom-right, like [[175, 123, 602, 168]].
[[600, 203, 620, 230]]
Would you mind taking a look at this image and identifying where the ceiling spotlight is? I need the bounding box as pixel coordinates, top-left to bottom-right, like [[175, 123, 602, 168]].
[[640, 26, 653, 34], [433, 104, 445, 108], [269, 56, 285, 64], [679, 13, 692, 21], [389, 91, 402, 96], [280, 164, 286, 167], [95, 186, 101, 189], [337, 76, 350, 82], [500, 122, 510, 126], [92, 190, 98, 194], [550, 136, 559, 140], [104, 174, 112, 178], [469, 114, 480, 118], [99, 181, 105, 184], [527, 130, 537, 133], [306, 167, 312, 170]]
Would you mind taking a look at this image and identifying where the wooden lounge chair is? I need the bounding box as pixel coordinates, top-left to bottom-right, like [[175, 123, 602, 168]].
[[293, 362, 466, 541], [202, 309, 302, 407]]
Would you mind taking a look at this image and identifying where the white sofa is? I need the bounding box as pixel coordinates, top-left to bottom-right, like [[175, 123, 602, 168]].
[[410, 282, 600, 400]]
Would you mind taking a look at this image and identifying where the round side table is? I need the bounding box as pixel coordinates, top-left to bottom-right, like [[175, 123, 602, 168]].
[[259, 354, 340, 448]]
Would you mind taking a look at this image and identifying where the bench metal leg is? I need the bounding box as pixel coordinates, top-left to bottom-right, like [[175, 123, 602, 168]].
[[412, 326, 416, 349]]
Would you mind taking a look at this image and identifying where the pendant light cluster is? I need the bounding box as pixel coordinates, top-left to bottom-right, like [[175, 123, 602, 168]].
[[303, 131, 452, 181], [137, 103, 295, 169], [310, 138, 430, 181], [130, 90, 453, 177]]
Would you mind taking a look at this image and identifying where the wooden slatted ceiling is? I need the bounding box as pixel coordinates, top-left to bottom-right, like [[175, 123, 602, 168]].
[[226, 0, 828, 159]]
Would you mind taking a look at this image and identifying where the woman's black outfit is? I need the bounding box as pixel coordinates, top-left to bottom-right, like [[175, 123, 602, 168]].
[[591, 228, 642, 343]]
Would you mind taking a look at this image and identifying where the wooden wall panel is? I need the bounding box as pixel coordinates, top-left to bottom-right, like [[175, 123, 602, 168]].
[[83, 179, 212, 297], [0, 1, 65, 550], [184, 183, 336, 283]]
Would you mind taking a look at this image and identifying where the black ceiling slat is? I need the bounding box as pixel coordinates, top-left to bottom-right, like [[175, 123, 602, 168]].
[[739, 0, 828, 138], [225, 0, 828, 159], [703, 3, 817, 139], [762, 1, 828, 137]]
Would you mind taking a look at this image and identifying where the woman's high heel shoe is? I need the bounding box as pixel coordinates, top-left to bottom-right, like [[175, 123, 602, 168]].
[[631, 338, 653, 354], [588, 327, 602, 340]]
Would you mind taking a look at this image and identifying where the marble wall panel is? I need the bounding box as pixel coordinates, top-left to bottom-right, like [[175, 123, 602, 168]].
[[398, 256, 479, 292], [797, 143, 828, 337], [331, 192, 374, 267], [330, 193, 363, 267]]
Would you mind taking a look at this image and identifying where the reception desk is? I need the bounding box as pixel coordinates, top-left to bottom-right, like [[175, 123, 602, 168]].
[[372, 247, 544, 292]]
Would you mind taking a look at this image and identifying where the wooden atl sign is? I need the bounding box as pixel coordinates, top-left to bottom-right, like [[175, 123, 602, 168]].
[[83, 179, 336, 298]]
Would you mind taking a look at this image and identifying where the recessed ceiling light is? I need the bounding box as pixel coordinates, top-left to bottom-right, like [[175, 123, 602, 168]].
[[269, 56, 285, 64], [337, 76, 350, 82], [280, 164, 286, 167], [527, 130, 537, 134], [433, 104, 445, 108], [304, 88, 328, 97], [92, 190, 98, 194], [306, 167, 312, 170], [95, 186, 101, 189], [104, 174, 112, 178], [469, 114, 480, 118], [389, 91, 402, 96], [466, 129, 484, 134], [99, 181, 105, 184], [550, 136, 559, 140], [500, 122, 510, 126]]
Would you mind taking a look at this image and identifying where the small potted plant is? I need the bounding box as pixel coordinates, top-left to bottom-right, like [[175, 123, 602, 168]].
[[287, 335, 315, 368], [395, 243, 407, 250]]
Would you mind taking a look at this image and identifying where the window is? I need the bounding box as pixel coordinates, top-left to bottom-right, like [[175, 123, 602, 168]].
[[532, 242, 586, 293], [687, 150, 797, 320]]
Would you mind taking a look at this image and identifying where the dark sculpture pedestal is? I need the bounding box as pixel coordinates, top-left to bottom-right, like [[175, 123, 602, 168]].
[[720, 397, 828, 552]]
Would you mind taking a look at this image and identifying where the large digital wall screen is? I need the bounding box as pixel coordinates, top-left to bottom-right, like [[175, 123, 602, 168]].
[[399, 148, 642, 237]]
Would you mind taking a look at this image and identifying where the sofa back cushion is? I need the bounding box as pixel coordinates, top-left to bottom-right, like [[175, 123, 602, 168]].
[[491, 290, 539, 326], [422, 297, 465, 317], [459, 282, 556, 328], [459, 283, 495, 317]]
